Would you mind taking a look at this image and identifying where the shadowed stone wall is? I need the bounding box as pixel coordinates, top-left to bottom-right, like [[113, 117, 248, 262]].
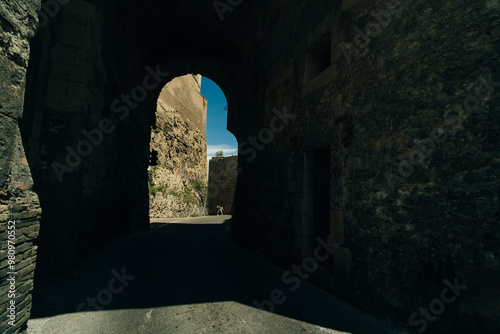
[[231, 1, 499, 333], [207, 155, 238, 215], [19, 0, 154, 280], [17, 0, 157, 320]]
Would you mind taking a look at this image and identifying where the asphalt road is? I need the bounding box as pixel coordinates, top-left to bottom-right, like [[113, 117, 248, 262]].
[[27, 216, 406, 334]]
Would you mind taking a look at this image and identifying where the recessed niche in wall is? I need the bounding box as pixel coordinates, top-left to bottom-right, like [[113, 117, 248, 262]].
[[305, 31, 332, 83]]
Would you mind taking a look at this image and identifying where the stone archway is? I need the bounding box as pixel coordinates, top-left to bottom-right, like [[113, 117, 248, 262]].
[[2, 0, 499, 333]]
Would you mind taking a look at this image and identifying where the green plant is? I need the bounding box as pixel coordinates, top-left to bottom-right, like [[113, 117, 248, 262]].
[[193, 180, 205, 192], [149, 185, 200, 206], [167, 190, 180, 197], [215, 150, 224, 157], [148, 186, 163, 196], [182, 186, 193, 203], [148, 166, 160, 184]]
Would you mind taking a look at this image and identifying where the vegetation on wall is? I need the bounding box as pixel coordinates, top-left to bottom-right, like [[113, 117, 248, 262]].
[[148, 171, 207, 210]]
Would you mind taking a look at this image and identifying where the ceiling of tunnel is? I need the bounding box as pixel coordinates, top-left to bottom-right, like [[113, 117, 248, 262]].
[[95, 0, 336, 133], [108, 0, 298, 62]]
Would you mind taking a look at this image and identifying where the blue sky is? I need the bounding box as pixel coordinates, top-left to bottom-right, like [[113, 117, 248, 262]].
[[201, 77, 238, 158]]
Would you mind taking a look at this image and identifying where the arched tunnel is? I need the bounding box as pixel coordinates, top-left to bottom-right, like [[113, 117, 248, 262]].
[[1, 0, 499, 333]]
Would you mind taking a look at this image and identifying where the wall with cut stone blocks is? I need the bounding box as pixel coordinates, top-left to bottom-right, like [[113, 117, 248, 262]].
[[20, 0, 122, 277], [207, 156, 238, 215], [231, 1, 500, 333], [18, 0, 154, 318], [0, 1, 41, 333]]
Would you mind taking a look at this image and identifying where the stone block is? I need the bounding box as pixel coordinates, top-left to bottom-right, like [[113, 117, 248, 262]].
[[61, 0, 97, 19], [67, 81, 90, 99], [46, 76, 67, 96], [75, 47, 93, 67], [296, 169, 313, 193], [334, 247, 352, 282], [341, 0, 373, 18], [292, 233, 315, 262], [330, 209, 344, 245], [18, 209, 41, 220], [0, 115, 17, 187], [15, 242, 32, 255], [17, 262, 36, 280], [50, 44, 77, 64], [0, 59, 27, 120], [16, 224, 40, 244], [291, 192, 313, 214], [17, 279, 34, 295], [57, 15, 96, 49], [50, 62, 90, 84], [292, 211, 314, 236], [45, 92, 86, 113]]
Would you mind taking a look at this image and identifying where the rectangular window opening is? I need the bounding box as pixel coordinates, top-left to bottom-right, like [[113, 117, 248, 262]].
[[305, 31, 332, 82]]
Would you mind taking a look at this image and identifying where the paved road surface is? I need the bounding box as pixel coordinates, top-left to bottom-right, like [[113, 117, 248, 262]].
[[28, 216, 406, 334]]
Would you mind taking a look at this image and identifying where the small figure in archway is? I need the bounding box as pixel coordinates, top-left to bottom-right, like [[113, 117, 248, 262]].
[[216, 205, 224, 216]]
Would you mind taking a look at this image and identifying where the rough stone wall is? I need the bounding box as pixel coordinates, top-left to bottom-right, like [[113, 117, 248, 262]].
[[149, 75, 207, 218], [17, 0, 154, 317], [20, 0, 114, 275], [207, 156, 238, 215], [232, 1, 500, 333], [0, 1, 41, 333]]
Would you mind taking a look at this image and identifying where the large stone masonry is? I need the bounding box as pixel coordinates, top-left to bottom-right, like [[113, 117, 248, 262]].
[[231, 1, 499, 333], [0, 1, 41, 333]]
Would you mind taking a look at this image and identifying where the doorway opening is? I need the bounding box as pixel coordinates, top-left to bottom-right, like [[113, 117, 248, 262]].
[[148, 75, 237, 219]]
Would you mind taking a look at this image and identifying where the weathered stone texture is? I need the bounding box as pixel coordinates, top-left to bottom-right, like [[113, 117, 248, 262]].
[[148, 75, 207, 219], [232, 0, 499, 333], [0, 1, 41, 333]]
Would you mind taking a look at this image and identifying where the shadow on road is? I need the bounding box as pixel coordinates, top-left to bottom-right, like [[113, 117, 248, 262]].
[[29, 216, 401, 334]]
